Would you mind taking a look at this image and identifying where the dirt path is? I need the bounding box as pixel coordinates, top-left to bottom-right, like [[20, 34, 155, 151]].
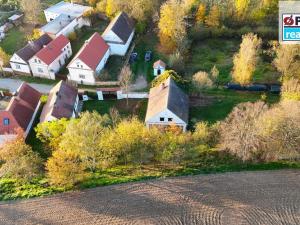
[[0, 170, 299, 225]]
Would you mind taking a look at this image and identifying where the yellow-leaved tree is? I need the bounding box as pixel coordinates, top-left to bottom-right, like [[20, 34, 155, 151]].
[[232, 33, 262, 85], [195, 3, 206, 24], [235, 0, 250, 19], [205, 5, 220, 27], [158, 0, 186, 53]]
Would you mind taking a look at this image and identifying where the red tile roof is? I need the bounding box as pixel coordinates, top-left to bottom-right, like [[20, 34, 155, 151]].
[[153, 60, 166, 69], [0, 83, 41, 135], [70, 32, 109, 71], [35, 35, 70, 65]]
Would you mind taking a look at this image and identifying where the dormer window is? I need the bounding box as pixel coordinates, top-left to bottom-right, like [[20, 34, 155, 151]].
[[3, 118, 9, 126]]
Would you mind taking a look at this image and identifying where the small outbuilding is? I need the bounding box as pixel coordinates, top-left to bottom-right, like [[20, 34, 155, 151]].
[[8, 14, 24, 26], [153, 60, 166, 76]]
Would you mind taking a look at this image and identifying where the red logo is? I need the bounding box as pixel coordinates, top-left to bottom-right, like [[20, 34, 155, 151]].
[[284, 15, 294, 26]]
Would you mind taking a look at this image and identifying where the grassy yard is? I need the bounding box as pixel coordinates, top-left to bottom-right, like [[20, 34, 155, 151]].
[[0, 27, 26, 55], [82, 99, 148, 121], [131, 33, 167, 83], [189, 89, 280, 125]]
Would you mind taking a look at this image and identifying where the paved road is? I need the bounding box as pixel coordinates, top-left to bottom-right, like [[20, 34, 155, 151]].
[[0, 170, 299, 225], [0, 78, 54, 94]]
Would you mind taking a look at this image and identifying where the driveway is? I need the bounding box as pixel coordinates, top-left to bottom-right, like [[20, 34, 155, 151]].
[[0, 170, 299, 225], [0, 78, 54, 94]]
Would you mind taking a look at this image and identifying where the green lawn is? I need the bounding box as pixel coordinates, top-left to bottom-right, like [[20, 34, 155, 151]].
[[82, 99, 148, 121], [186, 38, 239, 84], [71, 21, 109, 54], [0, 27, 26, 55], [189, 88, 280, 125], [131, 33, 167, 83]]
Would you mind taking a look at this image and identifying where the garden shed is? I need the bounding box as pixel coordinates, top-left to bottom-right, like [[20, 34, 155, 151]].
[[153, 60, 166, 76]]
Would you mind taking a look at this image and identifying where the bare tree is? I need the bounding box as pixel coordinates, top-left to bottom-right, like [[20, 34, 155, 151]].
[[119, 65, 133, 107], [20, 0, 41, 25], [219, 101, 268, 161]]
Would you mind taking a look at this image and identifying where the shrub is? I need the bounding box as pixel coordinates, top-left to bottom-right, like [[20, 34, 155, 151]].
[[168, 51, 185, 74], [68, 32, 77, 41], [281, 78, 300, 101], [151, 70, 186, 87], [46, 149, 88, 188], [192, 71, 214, 89], [219, 101, 268, 161], [0, 131, 43, 181], [257, 101, 300, 160]]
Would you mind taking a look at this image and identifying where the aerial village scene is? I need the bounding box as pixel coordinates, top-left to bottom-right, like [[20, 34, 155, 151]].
[[0, 0, 299, 224]]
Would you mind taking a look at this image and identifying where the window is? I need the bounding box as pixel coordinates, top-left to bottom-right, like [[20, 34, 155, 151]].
[[15, 64, 21, 69], [3, 118, 9, 126], [77, 64, 80, 68], [38, 60, 41, 63], [38, 68, 43, 73], [79, 74, 85, 79], [168, 118, 173, 122], [34, 59, 37, 63], [160, 117, 164, 122]]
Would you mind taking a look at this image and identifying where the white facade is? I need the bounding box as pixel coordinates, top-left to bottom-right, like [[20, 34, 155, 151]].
[[29, 42, 72, 80], [68, 48, 110, 85], [154, 65, 166, 76], [102, 30, 134, 56], [10, 53, 31, 75], [146, 109, 187, 132], [41, 16, 90, 39]]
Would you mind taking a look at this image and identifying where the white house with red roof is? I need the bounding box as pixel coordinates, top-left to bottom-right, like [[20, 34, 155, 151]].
[[0, 83, 41, 144], [67, 32, 110, 85], [29, 35, 72, 80]]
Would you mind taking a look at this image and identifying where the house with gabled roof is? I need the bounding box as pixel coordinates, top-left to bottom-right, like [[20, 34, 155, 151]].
[[40, 81, 79, 123], [145, 77, 189, 132], [67, 32, 110, 85], [102, 12, 135, 56], [0, 83, 41, 144], [28, 35, 72, 80], [42, 1, 91, 39], [10, 34, 52, 75]]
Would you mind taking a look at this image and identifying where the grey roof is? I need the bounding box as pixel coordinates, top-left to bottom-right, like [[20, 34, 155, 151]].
[[45, 1, 91, 18], [40, 81, 78, 122], [41, 14, 74, 35], [145, 77, 189, 123], [14, 34, 52, 62], [103, 12, 134, 44]]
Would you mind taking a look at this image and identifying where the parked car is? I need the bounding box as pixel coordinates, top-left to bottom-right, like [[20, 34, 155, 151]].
[[129, 52, 138, 64], [145, 51, 152, 62]]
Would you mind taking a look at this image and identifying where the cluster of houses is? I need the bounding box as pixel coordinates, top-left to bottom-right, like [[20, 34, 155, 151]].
[[0, 1, 189, 145], [0, 77, 189, 144], [9, 1, 135, 85]]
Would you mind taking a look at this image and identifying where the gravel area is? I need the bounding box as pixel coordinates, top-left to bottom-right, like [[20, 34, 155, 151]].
[[0, 170, 299, 225]]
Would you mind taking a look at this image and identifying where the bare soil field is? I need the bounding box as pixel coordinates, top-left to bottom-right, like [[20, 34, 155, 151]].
[[0, 170, 299, 225]]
